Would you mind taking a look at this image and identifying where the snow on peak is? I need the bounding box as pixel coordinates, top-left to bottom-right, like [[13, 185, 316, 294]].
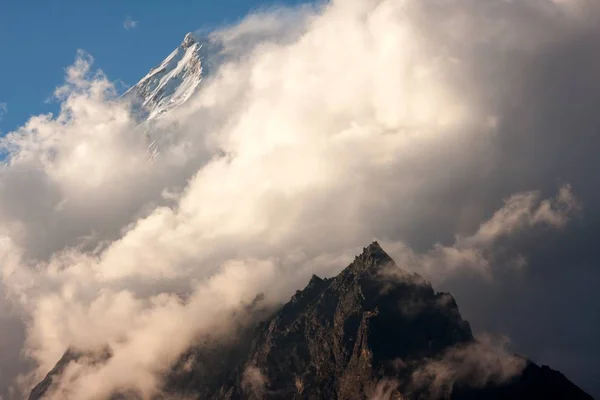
[[124, 32, 206, 121], [123, 32, 225, 160], [181, 32, 197, 49]]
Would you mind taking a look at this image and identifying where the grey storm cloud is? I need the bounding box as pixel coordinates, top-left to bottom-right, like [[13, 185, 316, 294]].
[[0, 0, 599, 398]]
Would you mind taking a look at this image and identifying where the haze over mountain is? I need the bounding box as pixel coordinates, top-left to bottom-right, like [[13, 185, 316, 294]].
[[1, 0, 600, 399]]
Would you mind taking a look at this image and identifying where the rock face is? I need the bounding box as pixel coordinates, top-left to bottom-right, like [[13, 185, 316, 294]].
[[30, 243, 594, 400]]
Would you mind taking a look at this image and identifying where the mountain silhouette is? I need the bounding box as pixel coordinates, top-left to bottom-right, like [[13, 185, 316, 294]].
[[30, 243, 594, 400]]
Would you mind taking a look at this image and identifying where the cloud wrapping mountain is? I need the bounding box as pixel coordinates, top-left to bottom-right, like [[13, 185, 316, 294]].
[[0, 0, 599, 398]]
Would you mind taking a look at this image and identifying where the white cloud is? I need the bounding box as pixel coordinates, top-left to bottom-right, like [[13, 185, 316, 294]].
[[0, 0, 594, 398], [410, 334, 526, 398], [382, 185, 578, 280], [123, 17, 138, 30]]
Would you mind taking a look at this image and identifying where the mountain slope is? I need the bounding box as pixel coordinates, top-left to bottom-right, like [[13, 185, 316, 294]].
[[30, 242, 593, 399]]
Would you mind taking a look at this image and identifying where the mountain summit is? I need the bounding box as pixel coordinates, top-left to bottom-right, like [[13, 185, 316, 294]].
[[122, 32, 225, 158], [29, 243, 593, 399], [124, 32, 219, 121]]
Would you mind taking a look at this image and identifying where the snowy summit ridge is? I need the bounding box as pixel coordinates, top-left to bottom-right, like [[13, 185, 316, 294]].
[[124, 32, 212, 121]]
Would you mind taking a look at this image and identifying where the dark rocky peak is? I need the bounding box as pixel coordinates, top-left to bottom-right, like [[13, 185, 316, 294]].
[[278, 274, 330, 329], [332, 241, 398, 299], [217, 244, 477, 399], [298, 274, 329, 296], [352, 241, 394, 272], [29, 243, 594, 400], [359, 241, 389, 260], [308, 274, 325, 287]]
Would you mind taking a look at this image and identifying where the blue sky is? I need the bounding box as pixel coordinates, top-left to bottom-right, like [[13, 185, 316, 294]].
[[0, 0, 308, 134]]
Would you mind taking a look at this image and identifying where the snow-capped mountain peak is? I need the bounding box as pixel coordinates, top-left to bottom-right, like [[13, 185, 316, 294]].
[[181, 32, 197, 49], [123, 32, 225, 160], [125, 32, 204, 121]]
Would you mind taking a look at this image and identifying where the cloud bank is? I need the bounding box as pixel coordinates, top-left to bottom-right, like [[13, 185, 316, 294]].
[[1, 0, 599, 398]]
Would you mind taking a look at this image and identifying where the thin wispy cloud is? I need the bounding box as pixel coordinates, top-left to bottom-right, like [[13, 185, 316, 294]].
[[123, 16, 138, 30], [0, 102, 7, 121]]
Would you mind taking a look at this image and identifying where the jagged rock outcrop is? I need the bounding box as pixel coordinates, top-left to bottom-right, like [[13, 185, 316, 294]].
[[30, 242, 594, 400], [204, 242, 474, 399]]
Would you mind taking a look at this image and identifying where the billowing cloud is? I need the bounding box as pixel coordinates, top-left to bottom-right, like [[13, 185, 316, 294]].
[[0, 0, 599, 398], [123, 17, 138, 30], [382, 184, 579, 280]]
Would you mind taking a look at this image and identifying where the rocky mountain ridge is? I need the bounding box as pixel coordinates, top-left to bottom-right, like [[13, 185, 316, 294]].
[[29, 242, 594, 399]]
